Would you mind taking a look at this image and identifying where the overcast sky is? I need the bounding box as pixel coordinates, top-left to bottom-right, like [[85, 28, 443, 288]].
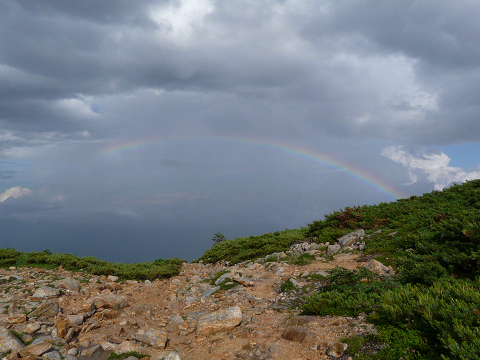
[[1, 0, 480, 262]]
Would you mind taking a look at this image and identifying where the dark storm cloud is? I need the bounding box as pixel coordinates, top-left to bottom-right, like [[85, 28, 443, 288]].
[[302, 0, 480, 69], [0, 170, 17, 179], [1, 0, 480, 261]]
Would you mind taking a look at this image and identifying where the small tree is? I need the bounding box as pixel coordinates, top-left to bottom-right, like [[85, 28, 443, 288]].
[[212, 231, 226, 245]]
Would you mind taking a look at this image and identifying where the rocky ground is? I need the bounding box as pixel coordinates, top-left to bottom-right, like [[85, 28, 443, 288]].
[[0, 230, 394, 360]]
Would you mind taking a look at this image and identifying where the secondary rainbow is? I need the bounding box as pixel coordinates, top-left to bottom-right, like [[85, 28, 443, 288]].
[[101, 136, 405, 200]]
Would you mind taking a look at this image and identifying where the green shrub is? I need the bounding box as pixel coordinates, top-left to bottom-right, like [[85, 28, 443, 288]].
[[0, 249, 183, 281], [194, 228, 306, 264]]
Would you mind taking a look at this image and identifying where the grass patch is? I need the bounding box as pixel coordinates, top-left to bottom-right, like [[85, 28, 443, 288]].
[[280, 278, 298, 293], [0, 249, 184, 281], [287, 253, 315, 265], [106, 352, 149, 360]]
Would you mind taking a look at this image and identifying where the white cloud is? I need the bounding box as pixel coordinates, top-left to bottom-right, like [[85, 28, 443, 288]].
[[54, 96, 101, 120], [0, 186, 33, 203], [381, 145, 480, 190]]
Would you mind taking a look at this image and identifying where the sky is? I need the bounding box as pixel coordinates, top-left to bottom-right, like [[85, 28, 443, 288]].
[[1, 0, 480, 263]]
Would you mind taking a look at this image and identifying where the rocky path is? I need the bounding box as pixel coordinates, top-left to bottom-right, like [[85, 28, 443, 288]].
[[0, 231, 393, 360]]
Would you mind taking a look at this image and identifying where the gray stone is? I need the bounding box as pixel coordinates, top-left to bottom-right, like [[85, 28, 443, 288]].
[[363, 259, 394, 276], [67, 314, 84, 325], [114, 341, 144, 355], [164, 352, 182, 360], [67, 348, 79, 356], [337, 229, 365, 248], [326, 244, 341, 256], [32, 286, 60, 298], [19, 342, 52, 357], [65, 355, 77, 360], [43, 350, 62, 360], [28, 301, 59, 321], [24, 322, 41, 334], [214, 273, 231, 285], [80, 345, 101, 357], [57, 277, 80, 292], [185, 296, 197, 305], [134, 328, 168, 349], [89, 292, 129, 310], [199, 286, 219, 300], [196, 306, 242, 335], [0, 325, 25, 356]]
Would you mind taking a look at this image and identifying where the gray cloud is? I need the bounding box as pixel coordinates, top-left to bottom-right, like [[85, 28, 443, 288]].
[[1, 0, 480, 261]]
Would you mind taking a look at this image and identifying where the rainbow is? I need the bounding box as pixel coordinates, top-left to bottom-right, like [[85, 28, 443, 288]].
[[101, 136, 405, 200]]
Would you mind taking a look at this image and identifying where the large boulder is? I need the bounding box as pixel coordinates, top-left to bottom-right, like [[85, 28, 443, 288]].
[[18, 342, 52, 357], [0, 326, 25, 356], [196, 306, 243, 335], [134, 328, 168, 349], [32, 286, 60, 298], [27, 301, 59, 321], [363, 259, 394, 276], [88, 291, 129, 310], [57, 277, 80, 292], [337, 229, 365, 248], [326, 244, 341, 256]]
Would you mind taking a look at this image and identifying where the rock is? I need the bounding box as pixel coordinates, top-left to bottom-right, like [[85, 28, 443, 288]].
[[18, 342, 53, 357], [214, 273, 231, 286], [134, 328, 168, 349], [314, 270, 328, 277], [107, 275, 119, 282], [363, 259, 394, 276], [337, 229, 365, 248], [67, 347, 79, 356], [24, 322, 41, 334], [326, 342, 348, 357], [185, 296, 197, 305], [326, 244, 341, 256], [67, 314, 84, 325], [196, 306, 243, 335], [32, 286, 60, 298], [8, 314, 27, 324], [55, 319, 69, 338], [114, 341, 144, 355], [0, 326, 25, 355], [235, 343, 275, 360], [232, 276, 253, 287], [281, 326, 310, 343], [89, 292, 129, 310], [164, 352, 182, 360], [65, 355, 77, 360], [80, 345, 101, 357], [57, 277, 80, 292], [3, 350, 19, 360], [27, 301, 59, 320], [199, 286, 219, 300], [43, 350, 62, 360], [124, 356, 139, 360], [99, 341, 117, 351], [65, 328, 75, 343]]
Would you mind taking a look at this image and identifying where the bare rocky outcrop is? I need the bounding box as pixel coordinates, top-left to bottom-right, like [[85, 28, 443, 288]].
[[0, 229, 387, 360]]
